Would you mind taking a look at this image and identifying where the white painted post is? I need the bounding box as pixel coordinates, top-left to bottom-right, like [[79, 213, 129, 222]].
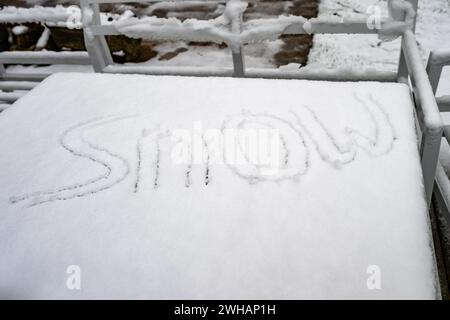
[[231, 7, 245, 77], [0, 64, 9, 93], [397, 0, 419, 81], [421, 126, 443, 206], [426, 51, 444, 95], [81, 0, 113, 72], [407, 0, 419, 31], [397, 49, 409, 83]]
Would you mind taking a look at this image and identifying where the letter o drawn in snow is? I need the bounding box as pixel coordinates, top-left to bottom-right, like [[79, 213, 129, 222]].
[[222, 112, 309, 184]]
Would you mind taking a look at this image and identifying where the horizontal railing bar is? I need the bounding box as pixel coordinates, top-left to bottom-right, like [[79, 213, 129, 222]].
[[0, 73, 49, 81], [0, 51, 91, 65], [83, 0, 251, 4], [244, 68, 397, 82], [91, 25, 119, 36], [0, 81, 38, 91], [284, 21, 379, 34], [103, 64, 397, 82], [428, 49, 450, 67], [91, 20, 380, 38], [0, 91, 25, 103], [104, 64, 234, 77], [0, 7, 71, 24]]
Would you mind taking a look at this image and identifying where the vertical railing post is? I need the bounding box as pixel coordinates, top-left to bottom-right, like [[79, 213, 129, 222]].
[[232, 51, 245, 78], [408, 0, 419, 31], [397, 47, 409, 83], [230, 8, 245, 77], [81, 0, 113, 72], [0, 23, 8, 77], [0, 64, 5, 79], [426, 52, 443, 95], [397, 0, 419, 81], [421, 127, 443, 206]]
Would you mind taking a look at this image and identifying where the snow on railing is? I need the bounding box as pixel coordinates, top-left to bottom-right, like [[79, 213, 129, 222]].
[[0, 4, 126, 82], [112, 0, 251, 50], [0, 5, 74, 25], [143, 0, 223, 16], [81, 0, 415, 77], [0, 51, 91, 65], [0, 5, 130, 28], [0, 0, 418, 86], [0, 0, 416, 78]]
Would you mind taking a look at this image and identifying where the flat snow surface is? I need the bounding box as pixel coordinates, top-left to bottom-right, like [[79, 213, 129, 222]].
[[0, 73, 438, 299]]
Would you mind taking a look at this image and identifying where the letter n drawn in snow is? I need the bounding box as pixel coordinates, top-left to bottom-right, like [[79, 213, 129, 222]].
[[366, 265, 381, 290]]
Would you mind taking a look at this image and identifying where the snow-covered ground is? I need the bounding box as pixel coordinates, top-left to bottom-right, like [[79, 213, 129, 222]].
[[308, 0, 450, 96], [0, 73, 438, 298]]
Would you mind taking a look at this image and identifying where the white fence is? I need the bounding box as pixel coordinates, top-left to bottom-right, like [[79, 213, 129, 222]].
[[82, 0, 394, 79], [427, 48, 450, 255], [1, 0, 418, 82], [0, 0, 442, 207]]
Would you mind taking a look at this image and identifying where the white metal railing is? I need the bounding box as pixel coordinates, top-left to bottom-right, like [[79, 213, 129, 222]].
[[401, 29, 443, 205], [426, 48, 450, 246], [0, 0, 443, 207], [426, 49, 450, 162], [0, 0, 418, 82], [0, 5, 91, 85], [81, 0, 396, 79], [0, 51, 90, 65]]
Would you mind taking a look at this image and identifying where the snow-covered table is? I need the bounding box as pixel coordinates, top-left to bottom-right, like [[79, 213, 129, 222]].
[[0, 73, 439, 299]]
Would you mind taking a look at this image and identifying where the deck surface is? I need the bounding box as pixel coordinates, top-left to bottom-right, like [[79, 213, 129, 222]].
[[0, 73, 438, 299]]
